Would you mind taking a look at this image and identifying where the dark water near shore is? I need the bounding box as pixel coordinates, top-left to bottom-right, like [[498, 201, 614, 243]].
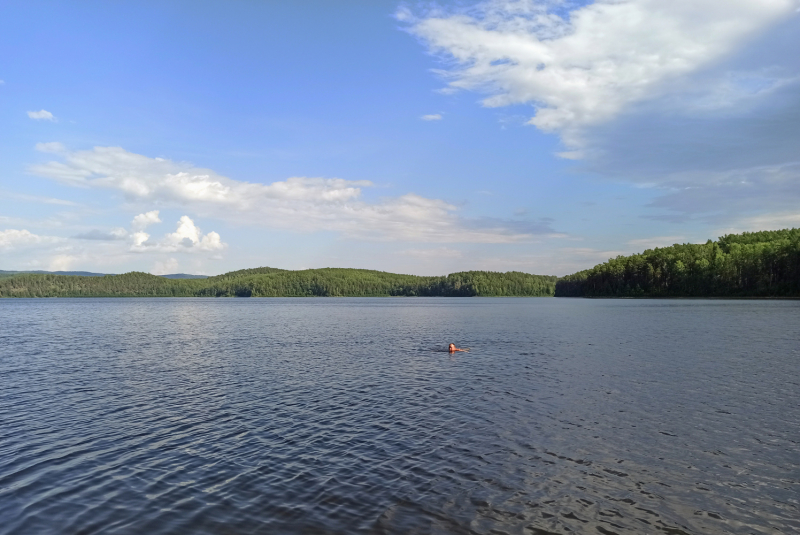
[[1, 298, 798, 535]]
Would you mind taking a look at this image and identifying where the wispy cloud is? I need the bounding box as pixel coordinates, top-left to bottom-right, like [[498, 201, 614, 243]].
[[73, 228, 128, 241], [627, 236, 687, 249], [27, 109, 56, 121], [644, 162, 800, 223], [35, 141, 66, 154], [399, 247, 463, 259], [29, 145, 560, 243], [715, 212, 800, 236], [0, 229, 62, 250], [421, 113, 442, 121], [3, 190, 78, 206]]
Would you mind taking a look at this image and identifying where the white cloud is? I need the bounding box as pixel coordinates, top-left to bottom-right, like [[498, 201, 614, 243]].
[[152, 258, 179, 275], [110, 227, 129, 239], [131, 210, 161, 231], [0, 229, 61, 250], [161, 216, 225, 252], [421, 114, 443, 121], [130, 215, 226, 253], [131, 231, 150, 248], [30, 145, 558, 243], [48, 255, 77, 271], [28, 110, 56, 121], [35, 141, 66, 154], [403, 0, 797, 147]]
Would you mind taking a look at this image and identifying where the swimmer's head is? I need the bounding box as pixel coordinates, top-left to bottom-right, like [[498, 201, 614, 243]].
[[449, 343, 455, 350]]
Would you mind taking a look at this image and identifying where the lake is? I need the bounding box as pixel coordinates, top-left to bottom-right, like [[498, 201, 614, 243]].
[[1, 298, 798, 534]]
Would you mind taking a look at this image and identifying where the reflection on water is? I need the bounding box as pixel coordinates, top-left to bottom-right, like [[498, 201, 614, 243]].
[[1, 298, 798, 534]]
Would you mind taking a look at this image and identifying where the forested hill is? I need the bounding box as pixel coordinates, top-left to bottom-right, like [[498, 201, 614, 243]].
[[555, 228, 800, 297], [0, 268, 557, 298]]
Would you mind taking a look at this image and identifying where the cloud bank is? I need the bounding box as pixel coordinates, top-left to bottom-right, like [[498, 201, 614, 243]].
[[403, 0, 800, 228], [2, 211, 225, 274], [29, 145, 557, 243], [402, 0, 797, 148]]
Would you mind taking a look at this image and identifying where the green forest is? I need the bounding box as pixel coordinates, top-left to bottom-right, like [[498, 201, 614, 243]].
[[0, 267, 557, 298], [555, 228, 800, 297]]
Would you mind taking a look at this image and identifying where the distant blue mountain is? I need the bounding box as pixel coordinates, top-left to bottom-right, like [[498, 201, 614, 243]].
[[0, 270, 208, 279], [0, 270, 108, 277]]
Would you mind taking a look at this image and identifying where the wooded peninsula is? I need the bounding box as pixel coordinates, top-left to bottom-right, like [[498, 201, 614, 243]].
[[1, 228, 797, 298], [555, 228, 800, 297]]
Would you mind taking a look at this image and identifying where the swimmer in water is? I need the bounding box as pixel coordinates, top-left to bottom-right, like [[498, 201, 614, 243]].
[[448, 343, 468, 353]]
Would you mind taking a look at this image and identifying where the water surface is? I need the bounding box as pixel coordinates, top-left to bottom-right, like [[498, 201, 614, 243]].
[[1, 298, 798, 534]]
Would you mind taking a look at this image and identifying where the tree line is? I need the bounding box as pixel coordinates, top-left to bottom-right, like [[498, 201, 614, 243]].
[[0, 268, 557, 298], [5, 228, 795, 298], [555, 228, 800, 297]]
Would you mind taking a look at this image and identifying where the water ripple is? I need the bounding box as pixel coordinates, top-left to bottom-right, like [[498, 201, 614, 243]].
[[1, 298, 798, 534]]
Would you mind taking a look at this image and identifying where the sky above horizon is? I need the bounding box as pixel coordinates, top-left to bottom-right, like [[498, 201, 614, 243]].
[[2, 0, 799, 276]]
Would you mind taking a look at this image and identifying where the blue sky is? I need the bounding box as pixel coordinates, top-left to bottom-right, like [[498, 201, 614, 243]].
[[2, 0, 799, 275]]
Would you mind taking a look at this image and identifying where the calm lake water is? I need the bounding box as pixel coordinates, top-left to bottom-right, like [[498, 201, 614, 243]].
[[1, 298, 798, 534]]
